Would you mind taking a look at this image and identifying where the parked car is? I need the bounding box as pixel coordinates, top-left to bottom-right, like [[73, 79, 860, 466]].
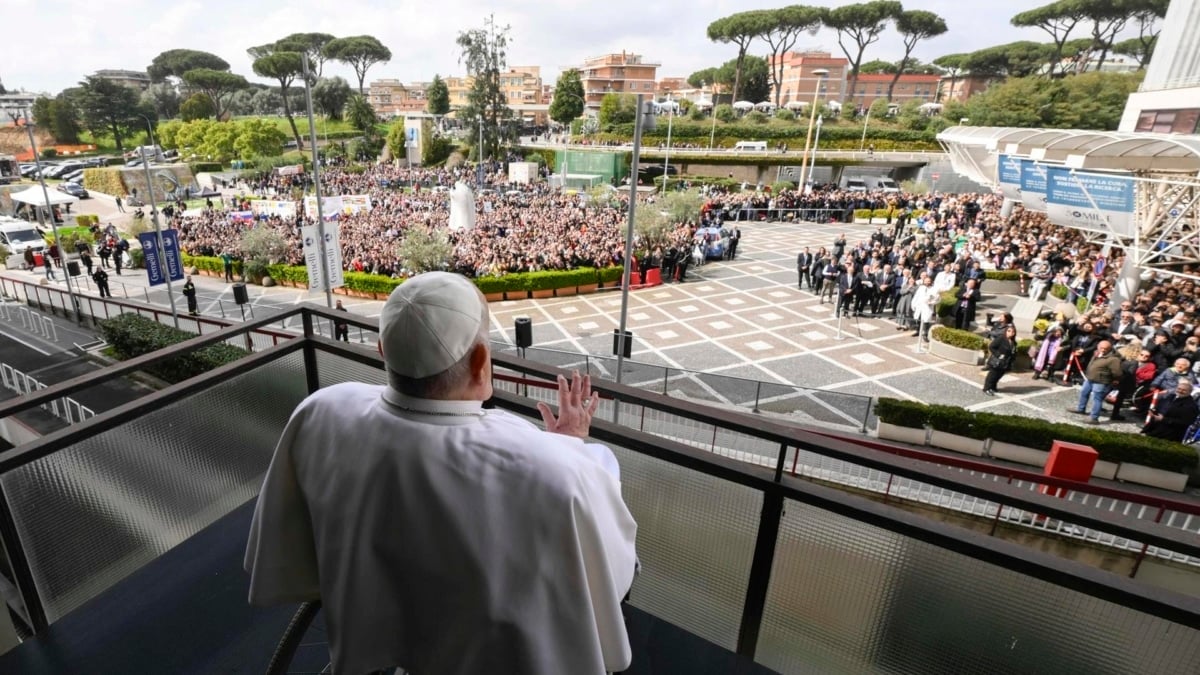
[[58, 182, 89, 199], [61, 169, 85, 182], [46, 162, 85, 178], [19, 164, 38, 176]]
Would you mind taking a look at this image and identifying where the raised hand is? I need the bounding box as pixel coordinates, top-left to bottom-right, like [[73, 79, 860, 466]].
[[537, 370, 601, 439]]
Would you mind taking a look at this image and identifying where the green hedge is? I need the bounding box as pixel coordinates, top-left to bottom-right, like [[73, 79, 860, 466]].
[[598, 266, 625, 284], [98, 313, 249, 384], [189, 162, 223, 174], [182, 253, 243, 277], [603, 121, 937, 145], [931, 325, 988, 351], [984, 270, 1023, 281], [874, 398, 1199, 473], [936, 288, 959, 319], [74, 214, 100, 227], [1050, 283, 1069, 300], [82, 167, 127, 197]]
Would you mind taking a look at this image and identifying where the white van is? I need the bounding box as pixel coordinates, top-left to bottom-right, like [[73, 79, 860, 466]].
[[875, 177, 901, 193], [0, 218, 47, 268], [843, 177, 868, 192], [733, 141, 768, 151]]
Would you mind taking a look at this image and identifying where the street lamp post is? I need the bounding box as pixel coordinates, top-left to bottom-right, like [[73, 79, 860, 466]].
[[22, 113, 82, 325], [137, 113, 180, 329], [302, 54, 333, 309], [708, 82, 718, 150], [662, 94, 674, 192], [859, 104, 872, 151], [615, 94, 648, 404], [806, 115, 824, 193], [796, 68, 829, 192]]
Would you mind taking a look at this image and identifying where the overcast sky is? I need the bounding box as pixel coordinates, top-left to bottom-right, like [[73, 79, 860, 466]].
[[6, 0, 1145, 94]]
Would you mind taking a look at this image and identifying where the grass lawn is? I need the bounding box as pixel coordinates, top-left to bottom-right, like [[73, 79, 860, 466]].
[[232, 116, 366, 137]]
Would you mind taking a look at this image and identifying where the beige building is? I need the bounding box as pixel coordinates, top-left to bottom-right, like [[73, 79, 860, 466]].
[[767, 51, 849, 106], [575, 52, 660, 111], [92, 69, 151, 91], [500, 67, 543, 106], [852, 73, 941, 108], [444, 76, 475, 109], [368, 79, 428, 116]]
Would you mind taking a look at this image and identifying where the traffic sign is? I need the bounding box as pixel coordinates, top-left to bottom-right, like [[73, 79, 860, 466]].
[[931, 173, 940, 181]]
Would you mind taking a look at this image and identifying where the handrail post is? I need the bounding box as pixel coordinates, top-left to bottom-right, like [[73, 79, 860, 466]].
[[753, 381, 762, 413], [0, 484, 48, 633], [301, 309, 320, 395], [736, 489, 784, 661]]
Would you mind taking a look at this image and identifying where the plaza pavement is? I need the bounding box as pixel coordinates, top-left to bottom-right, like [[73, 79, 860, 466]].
[[6, 211, 1120, 433]]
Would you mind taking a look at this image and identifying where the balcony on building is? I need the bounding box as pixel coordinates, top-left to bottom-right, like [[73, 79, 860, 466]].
[[0, 292, 1196, 674]]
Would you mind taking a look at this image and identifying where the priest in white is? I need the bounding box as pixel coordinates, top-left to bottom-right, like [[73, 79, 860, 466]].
[[245, 271, 638, 675]]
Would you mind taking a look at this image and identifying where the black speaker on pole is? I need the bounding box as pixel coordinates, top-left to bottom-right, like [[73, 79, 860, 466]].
[[66, 260, 81, 277], [514, 317, 533, 348], [233, 282, 249, 305], [612, 329, 633, 359]]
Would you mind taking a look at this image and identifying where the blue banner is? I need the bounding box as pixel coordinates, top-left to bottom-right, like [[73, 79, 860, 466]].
[[137, 230, 185, 287], [1018, 160, 1048, 211], [1044, 168, 1135, 237], [996, 154, 1022, 201]]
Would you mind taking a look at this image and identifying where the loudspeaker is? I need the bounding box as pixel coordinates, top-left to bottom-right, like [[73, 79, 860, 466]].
[[612, 329, 633, 359], [232, 282, 249, 305], [514, 317, 532, 348], [66, 261, 81, 277]]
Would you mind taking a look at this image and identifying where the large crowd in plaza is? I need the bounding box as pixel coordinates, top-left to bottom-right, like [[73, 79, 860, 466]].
[[160, 159, 1200, 442]]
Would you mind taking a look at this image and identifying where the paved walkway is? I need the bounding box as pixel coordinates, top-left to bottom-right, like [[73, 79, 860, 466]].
[[8, 217, 1123, 433]]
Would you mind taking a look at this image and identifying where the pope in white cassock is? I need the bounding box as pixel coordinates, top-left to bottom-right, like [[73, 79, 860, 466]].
[[245, 272, 638, 674]]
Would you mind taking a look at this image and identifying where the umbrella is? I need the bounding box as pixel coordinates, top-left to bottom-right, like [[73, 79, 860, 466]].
[[657, 100, 680, 110], [919, 102, 943, 111], [784, 101, 806, 110], [827, 100, 842, 111], [755, 101, 775, 110], [732, 101, 754, 110]]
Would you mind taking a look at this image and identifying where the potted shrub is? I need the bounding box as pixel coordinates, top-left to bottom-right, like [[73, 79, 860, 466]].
[[474, 275, 506, 302], [873, 398, 930, 446], [529, 271, 557, 299], [983, 269, 1023, 296], [598, 266, 624, 289], [576, 267, 600, 295], [503, 272, 530, 301], [929, 326, 986, 365], [978, 414, 1052, 468], [926, 403, 987, 456]]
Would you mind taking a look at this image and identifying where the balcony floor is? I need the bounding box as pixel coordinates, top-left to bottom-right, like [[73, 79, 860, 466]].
[[0, 499, 775, 674]]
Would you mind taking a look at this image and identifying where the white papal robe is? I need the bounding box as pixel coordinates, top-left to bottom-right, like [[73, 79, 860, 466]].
[[245, 383, 638, 675]]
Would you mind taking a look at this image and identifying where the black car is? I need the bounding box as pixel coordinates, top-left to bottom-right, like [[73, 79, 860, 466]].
[[58, 182, 89, 199]]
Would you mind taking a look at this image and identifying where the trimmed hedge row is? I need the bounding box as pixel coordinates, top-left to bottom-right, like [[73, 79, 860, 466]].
[[984, 270, 1023, 281], [931, 325, 987, 351], [82, 167, 127, 197], [605, 122, 937, 144], [875, 397, 1199, 473], [184, 254, 621, 297], [853, 208, 930, 220], [98, 313, 249, 383]]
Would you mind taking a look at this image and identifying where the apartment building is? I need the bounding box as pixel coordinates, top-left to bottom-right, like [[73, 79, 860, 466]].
[[1121, 0, 1200, 134], [499, 67, 544, 106], [575, 51, 660, 110], [937, 73, 1000, 103], [767, 51, 849, 105], [851, 73, 941, 108], [91, 69, 151, 91], [367, 79, 428, 117]]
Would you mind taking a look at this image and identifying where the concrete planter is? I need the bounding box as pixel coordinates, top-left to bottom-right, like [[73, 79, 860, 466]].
[[876, 421, 928, 446], [577, 283, 599, 295], [929, 430, 987, 457], [1116, 462, 1189, 492], [483, 292, 505, 303], [984, 279, 1022, 296], [1092, 459, 1119, 481], [531, 288, 556, 299], [504, 290, 529, 301], [556, 285, 578, 297], [987, 440, 1049, 468], [929, 338, 983, 366]]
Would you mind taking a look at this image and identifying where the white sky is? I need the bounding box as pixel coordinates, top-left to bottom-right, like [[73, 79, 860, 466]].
[[4, 0, 1145, 94]]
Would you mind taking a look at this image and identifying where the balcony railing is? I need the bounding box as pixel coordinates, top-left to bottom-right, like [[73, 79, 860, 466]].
[[0, 304, 1196, 672]]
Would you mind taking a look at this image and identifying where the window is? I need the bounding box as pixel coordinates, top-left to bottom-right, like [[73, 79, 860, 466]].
[[876, 85, 883, 95], [1134, 109, 1200, 134]]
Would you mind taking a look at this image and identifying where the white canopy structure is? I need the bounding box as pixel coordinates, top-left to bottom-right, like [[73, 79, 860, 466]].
[[8, 186, 78, 207], [754, 101, 775, 110], [732, 101, 754, 110], [784, 101, 807, 110], [693, 99, 714, 109], [655, 100, 679, 111], [827, 101, 843, 111]]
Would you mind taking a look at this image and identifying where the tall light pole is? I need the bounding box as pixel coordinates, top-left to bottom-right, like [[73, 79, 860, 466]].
[[708, 81, 718, 150], [796, 68, 829, 192], [22, 113, 82, 325], [615, 93, 648, 401], [806, 115, 823, 193], [136, 114, 180, 329], [859, 104, 872, 151], [302, 54, 333, 308], [661, 93, 674, 192]]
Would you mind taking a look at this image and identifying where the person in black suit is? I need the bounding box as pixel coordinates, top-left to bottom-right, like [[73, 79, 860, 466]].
[[954, 279, 980, 330], [872, 264, 897, 316], [1143, 381, 1199, 441], [835, 262, 859, 318], [796, 247, 813, 290]]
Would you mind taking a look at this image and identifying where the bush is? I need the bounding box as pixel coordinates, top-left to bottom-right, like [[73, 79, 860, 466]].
[[473, 276, 507, 294], [343, 271, 403, 296], [82, 167, 127, 197], [772, 180, 795, 193], [74, 214, 100, 227], [598, 266, 625, 284], [97, 313, 249, 384], [42, 148, 58, 159], [714, 105, 735, 123], [189, 162, 223, 174], [746, 111, 768, 125], [931, 325, 987, 351], [1050, 284, 1069, 300], [877, 397, 1200, 473], [935, 288, 959, 319], [776, 109, 795, 122], [128, 247, 145, 269], [984, 269, 1023, 281], [181, 253, 243, 277]]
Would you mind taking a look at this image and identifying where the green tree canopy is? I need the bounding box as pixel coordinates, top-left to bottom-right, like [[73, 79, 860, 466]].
[[426, 74, 451, 116], [312, 76, 352, 120], [147, 49, 230, 83], [345, 94, 378, 133], [179, 93, 216, 121], [549, 69, 585, 125], [964, 41, 1055, 77], [142, 83, 181, 120], [1080, 0, 1135, 70], [1011, 0, 1088, 77], [274, 32, 337, 78], [250, 46, 306, 150], [323, 35, 392, 94], [234, 118, 288, 159], [718, 55, 770, 103], [706, 10, 773, 101], [1112, 36, 1155, 68], [598, 93, 638, 127], [761, 5, 824, 107], [857, 59, 897, 74], [32, 95, 81, 143], [181, 68, 248, 120], [457, 14, 514, 162], [687, 67, 720, 90], [888, 10, 947, 101], [822, 1, 903, 106], [77, 76, 154, 151], [956, 71, 1141, 129]]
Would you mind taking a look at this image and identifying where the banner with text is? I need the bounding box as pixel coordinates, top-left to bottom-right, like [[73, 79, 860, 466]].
[[996, 154, 1022, 202], [339, 195, 372, 215], [303, 195, 343, 221], [137, 229, 184, 287], [1044, 167, 1135, 238], [301, 225, 345, 291], [249, 199, 297, 220], [1018, 160, 1048, 212]]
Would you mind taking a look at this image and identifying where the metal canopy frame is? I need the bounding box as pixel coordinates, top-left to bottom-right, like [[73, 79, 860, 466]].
[[937, 125, 1200, 281]]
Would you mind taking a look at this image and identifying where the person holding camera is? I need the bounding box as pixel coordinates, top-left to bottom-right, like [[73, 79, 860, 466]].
[[983, 325, 1018, 396]]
